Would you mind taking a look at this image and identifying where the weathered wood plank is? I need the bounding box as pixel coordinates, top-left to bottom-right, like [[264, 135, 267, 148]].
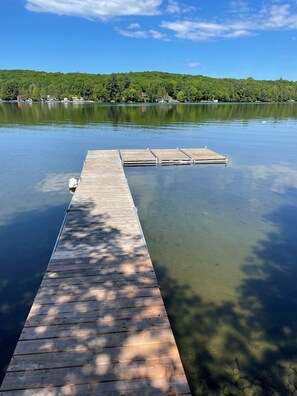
[[1, 357, 185, 390], [14, 328, 177, 355], [8, 342, 180, 372], [0, 376, 190, 395], [46, 262, 152, 274], [49, 253, 151, 264], [40, 272, 157, 288], [51, 246, 150, 259], [29, 295, 162, 313], [26, 305, 166, 327], [35, 284, 160, 302], [44, 266, 153, 279], [38, 279, 158, 295], [43, 269, 155, 282], [20, 316, 171, 340]]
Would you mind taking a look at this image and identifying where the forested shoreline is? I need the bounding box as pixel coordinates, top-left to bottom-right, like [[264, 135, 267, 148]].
[[0, 69, 296, 103]]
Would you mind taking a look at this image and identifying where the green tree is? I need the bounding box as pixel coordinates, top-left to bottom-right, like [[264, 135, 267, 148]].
[[93, 83, 107, 101], [118, 75, 131, 100], [105, 74, 119, 102], [1, 80, 19, 100], [123, 87, 139, 102], [146, 83, 159, 102], [189, 86, 198, 102], [82, 82, 93, 99], [177, 91, 186, 102]]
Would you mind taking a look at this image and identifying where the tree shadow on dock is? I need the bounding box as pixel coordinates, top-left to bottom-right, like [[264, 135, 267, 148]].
[[152, 202, 297, 395], [1, 198, 189, 394]]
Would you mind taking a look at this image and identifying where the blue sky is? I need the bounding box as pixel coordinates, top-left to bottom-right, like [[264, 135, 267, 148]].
[[0, 0, 297, 80]]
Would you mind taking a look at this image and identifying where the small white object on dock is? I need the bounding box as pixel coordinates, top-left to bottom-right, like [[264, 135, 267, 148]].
[[68, 177, 79, 189]]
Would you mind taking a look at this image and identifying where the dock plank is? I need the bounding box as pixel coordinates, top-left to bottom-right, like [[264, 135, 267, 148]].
[[20, 316, 171, 341], [14, 328, 177, 355], [0, 376, 191, 396], [25, 305, 166, 327], [8, 343, 181, 372], [28, 296, 164, 317], [2, 358, 185, 391]]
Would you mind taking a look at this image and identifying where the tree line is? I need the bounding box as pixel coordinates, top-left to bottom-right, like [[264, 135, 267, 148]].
[[0, 69, 296, 103]]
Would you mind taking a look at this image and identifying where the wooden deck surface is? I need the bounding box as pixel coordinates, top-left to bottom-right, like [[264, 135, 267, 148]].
[[120, 149, 157, 166], [119, 147, 227, 166], [183, 148, 227, 163], [1, 148, 226, 395]]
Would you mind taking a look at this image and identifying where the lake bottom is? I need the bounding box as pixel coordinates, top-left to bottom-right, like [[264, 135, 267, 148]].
[[126, 164, 297, 395]]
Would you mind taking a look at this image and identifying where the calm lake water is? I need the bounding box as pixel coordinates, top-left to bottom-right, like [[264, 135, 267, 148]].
[[0, 102, 297, 394]]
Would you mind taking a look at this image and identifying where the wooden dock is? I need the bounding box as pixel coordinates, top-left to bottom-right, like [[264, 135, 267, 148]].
[[120, 148, 227, 166], [0, 148, 226, 395]]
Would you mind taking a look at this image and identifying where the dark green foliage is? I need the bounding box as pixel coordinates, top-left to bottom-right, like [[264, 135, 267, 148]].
[[0, 69, 296, 103], [1, 79, 19, 100], [105, 74, 120, 102]]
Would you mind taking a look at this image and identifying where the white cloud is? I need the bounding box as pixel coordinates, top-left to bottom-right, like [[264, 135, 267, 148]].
[[185, 61, 200, 68], [127, 23, 141, 29], [167, 0, 180, 13], [161, 20, 245, 41], [117, 27, 169, 40], [229, 0, 251, 14], [161, 3, 297, 41], [149, 29, 169, 40], [116, 28, 149, 38], [262, 4, 297, 29], [166, 0, 197, 14], [25, 1, 297, 42], [25, 0, 163, 18]]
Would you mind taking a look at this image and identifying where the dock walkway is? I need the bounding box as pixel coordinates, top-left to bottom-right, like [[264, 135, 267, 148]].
[[1, 148, 226, 395]]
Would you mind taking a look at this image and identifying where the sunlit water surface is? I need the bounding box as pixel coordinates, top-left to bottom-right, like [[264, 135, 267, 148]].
[[0, 102, 297, 394]]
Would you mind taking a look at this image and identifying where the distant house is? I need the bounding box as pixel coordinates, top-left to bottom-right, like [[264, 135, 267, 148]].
[[141, 92, 148, 102]]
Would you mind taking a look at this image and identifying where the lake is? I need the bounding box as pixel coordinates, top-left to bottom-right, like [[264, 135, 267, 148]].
[[0, 102, 297, 394]]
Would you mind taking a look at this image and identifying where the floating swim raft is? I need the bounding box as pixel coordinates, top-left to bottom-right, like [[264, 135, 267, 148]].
[[0, 148, 226, 395], [119, 147, 227, 166]]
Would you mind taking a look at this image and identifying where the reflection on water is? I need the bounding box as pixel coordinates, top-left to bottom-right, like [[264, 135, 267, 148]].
[[37, 173, 77, 193], [0, 103, 297, 393], [0, 204, 68, 379], [126, 162, 297, 395], [247, 163, 297, 194], [1, 102, 297, 127]]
